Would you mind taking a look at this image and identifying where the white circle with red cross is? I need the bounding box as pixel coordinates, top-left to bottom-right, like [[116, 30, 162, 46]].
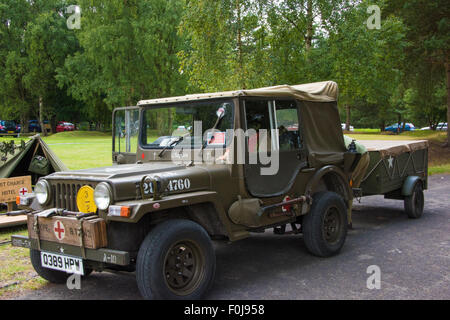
[[54, 220, 66, 241], [282, 196, 292, 213], [19, 187, 28, 196]]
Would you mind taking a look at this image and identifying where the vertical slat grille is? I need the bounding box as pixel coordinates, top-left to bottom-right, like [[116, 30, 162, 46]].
[[62, 184, 66, 209], [56, 183, 61, 208], [50, 182, 97, 211]]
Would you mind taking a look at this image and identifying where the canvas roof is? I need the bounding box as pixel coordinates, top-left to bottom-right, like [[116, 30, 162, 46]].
[[137, 81, 339, 106]]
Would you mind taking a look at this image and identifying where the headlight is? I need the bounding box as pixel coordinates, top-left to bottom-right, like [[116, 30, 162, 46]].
[[94, 183, 112, 210], [35, 180, 50, 205]]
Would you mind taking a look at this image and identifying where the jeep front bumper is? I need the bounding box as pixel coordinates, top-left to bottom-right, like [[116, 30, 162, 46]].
[[11, 235, 131, 266]]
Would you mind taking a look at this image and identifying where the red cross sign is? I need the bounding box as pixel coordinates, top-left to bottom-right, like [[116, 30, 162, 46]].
[[19, 187, 28, 196], [54, 221, 66, 241]]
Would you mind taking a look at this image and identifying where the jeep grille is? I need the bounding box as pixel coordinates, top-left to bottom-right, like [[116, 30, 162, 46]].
[[50, 182, 97, 212]]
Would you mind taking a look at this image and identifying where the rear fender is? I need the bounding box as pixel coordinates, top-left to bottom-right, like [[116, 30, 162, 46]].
[[305, 165, 352, 202]]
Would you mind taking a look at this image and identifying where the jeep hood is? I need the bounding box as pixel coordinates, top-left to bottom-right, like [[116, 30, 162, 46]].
[[45, 162, 219, 202]]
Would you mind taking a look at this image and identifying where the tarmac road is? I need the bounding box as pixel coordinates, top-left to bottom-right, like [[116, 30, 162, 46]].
[[13, 174, 450, 300]]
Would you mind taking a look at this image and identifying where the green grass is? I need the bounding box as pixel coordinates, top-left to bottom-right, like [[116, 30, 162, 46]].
[[352, 128, 382, 134], [0, 226, 46, 299], [428, 164, 450, 176], [0, 131, 113, 170]]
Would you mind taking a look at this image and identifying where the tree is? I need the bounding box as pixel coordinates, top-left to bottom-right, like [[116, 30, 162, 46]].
[[326, 1, 407, 131], [0, 0, 35, 130], [23, 3, 79, 135], [59, 0, 186, 113], [386, 0, 450, 145]]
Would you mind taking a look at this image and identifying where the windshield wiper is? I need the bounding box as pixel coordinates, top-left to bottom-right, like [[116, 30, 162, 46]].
[[158, 136, 185, 158]]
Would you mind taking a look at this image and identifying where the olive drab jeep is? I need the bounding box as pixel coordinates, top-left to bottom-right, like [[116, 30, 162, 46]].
[[13, 81, 361, 300]]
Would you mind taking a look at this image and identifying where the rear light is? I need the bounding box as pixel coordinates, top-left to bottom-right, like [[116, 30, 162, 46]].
[[108, 205, 131, 218]]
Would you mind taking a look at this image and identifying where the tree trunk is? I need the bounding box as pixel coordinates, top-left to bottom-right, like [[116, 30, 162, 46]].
[[39, 96, 47, 137], [236, 0, 245, 89], [345, 105, 351, 131], [20, 113, 30, 134], [446, 52, 450, 147], [168, 108, 173, 134], [305, 0, 313, 53]]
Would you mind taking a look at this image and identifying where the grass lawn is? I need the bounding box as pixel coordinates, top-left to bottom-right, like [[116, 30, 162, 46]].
[[0, 131, 113, 170]]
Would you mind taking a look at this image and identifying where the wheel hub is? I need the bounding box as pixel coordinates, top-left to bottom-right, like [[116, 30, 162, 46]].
[[164, 241, 204, 295], [323, 208, 340, 244]]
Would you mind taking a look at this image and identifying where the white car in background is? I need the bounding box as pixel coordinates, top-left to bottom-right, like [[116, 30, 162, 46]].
[[420, 123, 447, 131], [341, 123, 354, 131]]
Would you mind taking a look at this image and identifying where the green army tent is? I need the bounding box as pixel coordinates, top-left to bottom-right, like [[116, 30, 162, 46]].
[[0, 135, 68, 184]]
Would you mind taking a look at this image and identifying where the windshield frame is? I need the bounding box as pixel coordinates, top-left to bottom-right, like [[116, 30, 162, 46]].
[[139, 99, 235, 151], [112, 106, 140, 155]]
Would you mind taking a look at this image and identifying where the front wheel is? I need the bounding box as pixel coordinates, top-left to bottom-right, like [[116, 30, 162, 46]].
[[404, 182, 424, 219], [136, 219, 216, 300], [302, 192, 348, 257]]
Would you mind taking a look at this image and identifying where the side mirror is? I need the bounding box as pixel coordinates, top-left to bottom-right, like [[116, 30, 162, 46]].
[[216, 107, 226, 119]]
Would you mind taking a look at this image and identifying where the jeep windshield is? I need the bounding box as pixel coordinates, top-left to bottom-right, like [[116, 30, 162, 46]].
[[141, 100, 234, 150]]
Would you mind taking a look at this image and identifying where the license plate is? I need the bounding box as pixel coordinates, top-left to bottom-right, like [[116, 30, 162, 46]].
[[8, 131, 14, 134], [41, 252, 84, 275]]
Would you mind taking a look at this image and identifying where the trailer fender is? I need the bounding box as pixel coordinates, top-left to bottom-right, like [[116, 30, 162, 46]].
[[402, 176, 422, 196]]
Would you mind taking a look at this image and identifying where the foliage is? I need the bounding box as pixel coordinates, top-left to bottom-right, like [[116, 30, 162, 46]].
[[0, 0, 448, 138]]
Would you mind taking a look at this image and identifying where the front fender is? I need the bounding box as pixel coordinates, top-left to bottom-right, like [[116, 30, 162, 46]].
[[105, 191, 239, 240]]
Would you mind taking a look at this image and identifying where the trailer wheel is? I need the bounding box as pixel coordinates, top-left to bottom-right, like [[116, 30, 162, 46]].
[[302, 192, 348, 257], [136, 219, 216, 300], [404, 182, 424, 219]]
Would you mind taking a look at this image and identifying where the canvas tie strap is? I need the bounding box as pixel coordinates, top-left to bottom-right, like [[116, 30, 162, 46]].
[[33, 215, 41, 251], [77, 219, 86, 259], [76, 216, 97, 259]]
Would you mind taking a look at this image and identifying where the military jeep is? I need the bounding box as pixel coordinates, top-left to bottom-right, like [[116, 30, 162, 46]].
[[12, 81, 372, 299]]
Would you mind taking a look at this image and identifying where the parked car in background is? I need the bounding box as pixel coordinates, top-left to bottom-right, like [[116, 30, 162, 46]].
[[385, 123, 415, 133], [0, 120, 20, 136], [29, 120, 41, 132], [420, 123, 447, 131], [56, 122, 75, 133], [341, 123, 354, 131], [28, 120, 51, 133]]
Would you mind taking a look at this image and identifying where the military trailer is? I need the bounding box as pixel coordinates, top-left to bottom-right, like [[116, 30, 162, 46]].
[[11, 81, 428, 299], [358, 140, 428, 219]]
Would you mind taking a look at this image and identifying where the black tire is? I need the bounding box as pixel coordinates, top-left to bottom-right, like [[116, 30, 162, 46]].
[[302, 192, 348, 257], [136, 219, 216, 300], [30, 249, 92, 284], [404, 182, 424, 219]]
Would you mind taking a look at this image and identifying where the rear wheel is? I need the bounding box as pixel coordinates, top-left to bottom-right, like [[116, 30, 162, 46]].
[[136, 219, 216, 300], [302, 192, 348, 257], [404, 182, 424, 219]]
